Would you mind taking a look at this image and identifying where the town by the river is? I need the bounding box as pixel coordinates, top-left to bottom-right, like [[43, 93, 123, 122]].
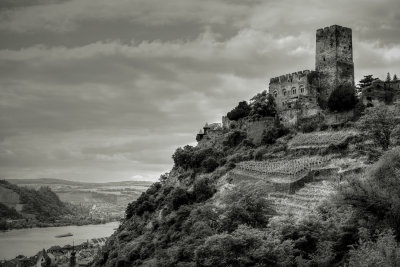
[[0, 222, 118, 260]]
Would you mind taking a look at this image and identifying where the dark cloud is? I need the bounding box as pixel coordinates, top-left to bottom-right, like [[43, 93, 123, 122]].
[[1, 0, 399, 182]]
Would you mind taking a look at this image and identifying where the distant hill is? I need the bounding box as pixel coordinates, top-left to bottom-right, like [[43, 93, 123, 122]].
[[0, 180, 72, 222], [7, 178, 153, 187]]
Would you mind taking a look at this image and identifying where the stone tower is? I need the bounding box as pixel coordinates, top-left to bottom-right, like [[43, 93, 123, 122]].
[[315, 25, 354, 102]]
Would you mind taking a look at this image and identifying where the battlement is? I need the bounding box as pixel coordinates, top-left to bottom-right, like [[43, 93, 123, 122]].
[[270, 70, 311, 84], [316, 25, 351, 37]]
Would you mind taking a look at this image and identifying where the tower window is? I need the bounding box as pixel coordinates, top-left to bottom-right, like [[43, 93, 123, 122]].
[[323, 56, 326, 61], [300, 87, 304, 93], [273, 90, 278, 98]]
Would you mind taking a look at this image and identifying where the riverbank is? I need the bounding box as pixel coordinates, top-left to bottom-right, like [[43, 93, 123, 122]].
[[0, 221, 118, 260], [1, 215, 120, 231]]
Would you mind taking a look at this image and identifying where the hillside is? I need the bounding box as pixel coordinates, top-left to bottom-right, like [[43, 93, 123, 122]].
[[93, 93, 400, 266], [6, 178, 152, 223], [0, 180, 74, 228]]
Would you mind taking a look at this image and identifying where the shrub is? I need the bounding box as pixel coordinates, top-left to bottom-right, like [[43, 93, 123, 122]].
[[169, 188, 192, 210], [328, 84, 356, 112], [195, 226, 278, 267], [301, 122, 318, 133], [320, 123, 329, 131], [357, 104, 397, 150], [201, 157, 219, 173], [223, 130, 247, 148], [347, 229, 400, 266], [221, 190, 275, 233], [172, 145, 196, 170], [339, 147, 400, 237], [250, 91, 277, 117], [254, 147, 267, 161], [227, 101, 251, 121], [193, 178, 216, 202], [353, 99, 365, 120], [261, 125, 288, 145]]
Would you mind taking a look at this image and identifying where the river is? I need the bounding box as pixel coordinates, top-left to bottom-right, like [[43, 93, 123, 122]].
[[0, 222, 119, 260]]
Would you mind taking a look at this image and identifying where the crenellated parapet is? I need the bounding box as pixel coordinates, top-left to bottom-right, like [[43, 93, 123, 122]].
[[269, 70, 312, 84], [269, 69, 318, 112]]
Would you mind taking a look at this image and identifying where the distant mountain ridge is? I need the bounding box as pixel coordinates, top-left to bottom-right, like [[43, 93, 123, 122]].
[[7, 178, 153, 187]]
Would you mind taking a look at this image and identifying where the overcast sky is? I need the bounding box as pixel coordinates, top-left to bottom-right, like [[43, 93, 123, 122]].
[[1, 0, 399, 182]]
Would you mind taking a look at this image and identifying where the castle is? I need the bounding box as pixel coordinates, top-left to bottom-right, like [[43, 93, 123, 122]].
[[270, 25, 354, 125], [197, 25, 356, 146]]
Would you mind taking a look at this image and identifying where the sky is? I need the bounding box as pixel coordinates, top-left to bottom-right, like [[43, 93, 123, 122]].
[[1, 0, 400, 182]]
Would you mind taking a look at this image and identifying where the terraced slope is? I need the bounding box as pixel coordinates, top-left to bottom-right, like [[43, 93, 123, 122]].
[[268, 180, 336, 216], [288, 130, 358, 150], [229, 156, 331, 184]]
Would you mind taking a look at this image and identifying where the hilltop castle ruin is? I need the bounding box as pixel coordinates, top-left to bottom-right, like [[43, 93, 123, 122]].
[[197, 25, 357, 146], [270, 25, 354, 125]]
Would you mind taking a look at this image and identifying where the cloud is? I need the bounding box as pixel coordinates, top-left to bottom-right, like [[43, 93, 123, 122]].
[[0, 0, 251, 33], [0, 0, 399, 181]]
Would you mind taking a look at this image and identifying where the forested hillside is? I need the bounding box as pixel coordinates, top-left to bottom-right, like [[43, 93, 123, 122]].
[[0, 180, 74, 229], [94, 95, 400, 266]]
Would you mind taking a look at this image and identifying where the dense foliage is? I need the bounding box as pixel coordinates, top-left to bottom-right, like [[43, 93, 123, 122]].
[[357, 74, 377, 89], [0, 202, 22, 219], [249, 91, 276, 117], [338, 147, 400, 237], [0, 180, 71, 221], [261, 125, 289, 145], [357, 104, 398, 150], [226, 91, 277, 121], [172, 146, 224, 172], [328, 84, 356, 112], [226, 101, 251, 121]]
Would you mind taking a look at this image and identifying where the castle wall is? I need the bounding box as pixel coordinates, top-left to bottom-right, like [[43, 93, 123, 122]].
[[221, 116, 275, 145], [279, 95, 321, 127], [316, 25, 354, 102], [269, 70, 316, 111], [243, 118, 275, 145]]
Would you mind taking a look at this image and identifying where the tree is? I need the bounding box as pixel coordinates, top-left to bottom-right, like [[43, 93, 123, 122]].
[[226, 101, 251, 121], [328, 84, 356, 112], [357, 104, 397, 150], [172, 145, 195, 170], [386, 72, 391, 82], [358, 75, 377, 89], [394, 74, 398, 81], [347, 229, 400, 267], [249, 91, 276, 117]]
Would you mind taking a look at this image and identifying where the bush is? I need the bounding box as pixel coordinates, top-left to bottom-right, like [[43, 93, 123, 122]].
[[254, 147, 267, 161], [227, 101, 251, 121], [320, 123, 329, 131], [172, 145, 196, 170], [261, 125, 289, 145], [328, 85, 356, 112], [223, 130, 247, 148], [169, 188, 192, 210], [250, 91, 277, 117], [301, 122, 317, 133], [347, 229, 400, 266], [339, 147, 400, 237], [221, 190, 275, 233], [193, 178, 216, 202], [201, 157, 219, 173]]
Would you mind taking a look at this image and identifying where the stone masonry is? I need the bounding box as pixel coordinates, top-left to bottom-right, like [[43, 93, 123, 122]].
[[315, 25, 354, 102], [268, 25, 354, 125]]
